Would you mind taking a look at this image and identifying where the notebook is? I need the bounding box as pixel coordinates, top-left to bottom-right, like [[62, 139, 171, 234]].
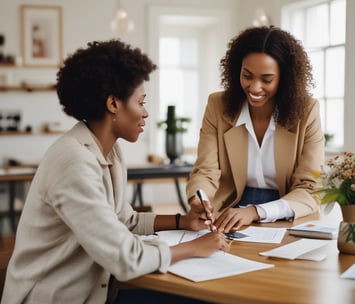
[[286, 221, 339, 240]]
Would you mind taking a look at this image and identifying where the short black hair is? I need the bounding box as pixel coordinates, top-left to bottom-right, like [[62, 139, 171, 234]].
[[56, 40, 157, 121]]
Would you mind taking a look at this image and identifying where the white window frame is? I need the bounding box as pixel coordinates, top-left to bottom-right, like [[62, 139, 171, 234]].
[[147, 5, 232, 158], [282, 0, 346, 149]]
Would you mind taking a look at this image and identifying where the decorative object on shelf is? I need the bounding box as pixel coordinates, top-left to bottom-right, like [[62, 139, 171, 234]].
[[0, 110, 21, 132], [157, 105, 191, 164], [312, 151, 355, 254], [21, 5, 63, 67], [0, 34, 15, 65], [0, 34, 4, 62], [42, 121, 65, 133]]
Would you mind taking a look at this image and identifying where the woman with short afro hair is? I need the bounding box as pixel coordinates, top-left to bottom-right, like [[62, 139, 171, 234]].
[[2, 39, 229, 304]]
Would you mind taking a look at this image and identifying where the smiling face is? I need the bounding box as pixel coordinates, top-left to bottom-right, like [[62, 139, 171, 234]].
[[114, 83, 148, 142], [240, 52, 280, 113]]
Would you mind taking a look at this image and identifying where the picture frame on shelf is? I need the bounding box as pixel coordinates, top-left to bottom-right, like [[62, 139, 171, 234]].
[[21, 5, 62, 67]]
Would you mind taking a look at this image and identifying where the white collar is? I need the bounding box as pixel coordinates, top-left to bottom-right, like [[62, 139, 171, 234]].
[[235, 102, 276, 131]]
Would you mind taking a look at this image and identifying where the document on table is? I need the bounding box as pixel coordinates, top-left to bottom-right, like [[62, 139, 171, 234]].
[[231, 226, 286, 243], [157, 230, 274, 282], [259, 238, 332, 261], [341, 263, 355, 279]]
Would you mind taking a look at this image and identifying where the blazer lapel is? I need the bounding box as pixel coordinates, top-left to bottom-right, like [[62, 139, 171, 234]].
[[274, 125, 297, 196], [224, 125, 248, 202]]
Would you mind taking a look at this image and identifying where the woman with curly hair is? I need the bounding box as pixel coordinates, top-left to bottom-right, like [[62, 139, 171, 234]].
[[1, 40, 230, 304], [186, 26, 324, 232]]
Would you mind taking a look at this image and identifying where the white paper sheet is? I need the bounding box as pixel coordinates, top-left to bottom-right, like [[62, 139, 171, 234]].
[[168, 251, 274, 282], [259, 238, 332, 261], [157, 230, 274, 282], [341, 263, 355, 279], [157, 229, 209, 246], [232, 226, 286, 243]]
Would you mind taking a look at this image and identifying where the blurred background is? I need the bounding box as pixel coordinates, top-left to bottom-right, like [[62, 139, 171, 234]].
[[0, 0, 353, 223]]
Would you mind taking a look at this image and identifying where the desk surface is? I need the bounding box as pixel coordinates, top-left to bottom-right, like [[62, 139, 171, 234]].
[[0, 167, 36, 182], [121, 214, 355, 304], [127, 163, 192, 180]]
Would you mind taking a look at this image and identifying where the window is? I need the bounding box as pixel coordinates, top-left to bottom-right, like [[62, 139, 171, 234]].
[[282, 0, 346, 147], [159, 35, 200, 148], [147, 7, 231, 158]]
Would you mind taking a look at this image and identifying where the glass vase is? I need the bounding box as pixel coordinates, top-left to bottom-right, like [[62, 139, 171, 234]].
[[165, 131, 183, 164]]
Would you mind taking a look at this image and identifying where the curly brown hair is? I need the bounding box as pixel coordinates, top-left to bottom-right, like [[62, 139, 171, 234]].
[[56, 40, 157, 121], [220, 26, 314, 127]]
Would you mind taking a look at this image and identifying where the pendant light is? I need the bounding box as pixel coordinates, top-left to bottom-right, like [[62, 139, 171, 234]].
[[110, 1, 134, 36]]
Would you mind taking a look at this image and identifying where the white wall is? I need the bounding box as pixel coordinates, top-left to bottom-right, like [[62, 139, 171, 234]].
[[0, 0, 239, 207], [0, 0, 240, 166]]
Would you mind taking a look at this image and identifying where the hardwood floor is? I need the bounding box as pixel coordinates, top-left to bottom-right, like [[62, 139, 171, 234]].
[[0, 233, 15, 298]]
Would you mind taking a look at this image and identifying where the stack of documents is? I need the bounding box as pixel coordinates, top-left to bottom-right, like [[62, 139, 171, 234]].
[[287, 220, 339, 240]]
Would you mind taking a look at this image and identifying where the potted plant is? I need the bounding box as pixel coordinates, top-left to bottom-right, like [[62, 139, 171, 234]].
[[313, 151, 355, 254], [157, 105, 191, 164], [324, 133, 334, 147]]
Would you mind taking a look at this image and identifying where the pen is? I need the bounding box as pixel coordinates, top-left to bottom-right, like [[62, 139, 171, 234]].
[[196, 189, 215, 232]]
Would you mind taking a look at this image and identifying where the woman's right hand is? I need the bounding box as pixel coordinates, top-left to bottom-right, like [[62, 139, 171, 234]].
[[170, 232, 231, 264], [191, 232, 231, 257]]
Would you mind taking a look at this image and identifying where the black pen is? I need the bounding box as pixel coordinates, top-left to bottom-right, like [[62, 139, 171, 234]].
[[196, 189, 215, 232]]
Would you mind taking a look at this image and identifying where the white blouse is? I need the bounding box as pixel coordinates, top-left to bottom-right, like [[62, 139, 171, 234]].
[[236, 102, 294, 222]]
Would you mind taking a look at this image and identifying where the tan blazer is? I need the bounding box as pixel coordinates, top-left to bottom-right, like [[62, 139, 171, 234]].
[[1, 122, 170, 304], [186, 92, 324, 219]]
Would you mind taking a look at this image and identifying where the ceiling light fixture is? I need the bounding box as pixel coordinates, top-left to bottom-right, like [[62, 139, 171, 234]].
[[252, 9, 270, 27], [110, 3, 134, 36]]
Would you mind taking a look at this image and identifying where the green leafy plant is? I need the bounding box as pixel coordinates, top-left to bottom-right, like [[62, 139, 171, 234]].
[[157, 105, 191, 133], [324, 133, 334, 146]]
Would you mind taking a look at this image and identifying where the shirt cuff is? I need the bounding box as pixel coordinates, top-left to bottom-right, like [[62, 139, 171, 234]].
[[255, 199, 294, 222]]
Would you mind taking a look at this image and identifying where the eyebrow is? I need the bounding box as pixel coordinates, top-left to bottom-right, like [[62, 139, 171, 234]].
[[242, 67, 275, 77]]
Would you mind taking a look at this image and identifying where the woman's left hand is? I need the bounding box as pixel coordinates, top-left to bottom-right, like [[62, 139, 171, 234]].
[[213, 206, 259, 233]]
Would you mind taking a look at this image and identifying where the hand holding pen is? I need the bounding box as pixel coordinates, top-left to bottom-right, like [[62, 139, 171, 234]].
[[196, 189, 217, 232]]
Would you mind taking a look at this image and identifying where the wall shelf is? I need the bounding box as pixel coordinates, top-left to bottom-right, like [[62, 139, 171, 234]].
[[0, 131, 32, 136], [0, 85, 55, 92], [0, 62, 16, 67], [0, 131, 63, 136]]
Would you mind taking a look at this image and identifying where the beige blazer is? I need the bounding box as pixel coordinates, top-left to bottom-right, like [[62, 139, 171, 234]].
[[186, 92, 325, 219], [1, 122, 171, 304]]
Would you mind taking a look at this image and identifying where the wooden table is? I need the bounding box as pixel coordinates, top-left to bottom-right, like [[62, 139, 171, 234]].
[[128, 163, 192, 212], [120, 214, 355, 304], [0, 167, 35, 232]]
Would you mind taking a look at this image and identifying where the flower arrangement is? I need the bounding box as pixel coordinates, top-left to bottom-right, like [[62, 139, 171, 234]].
[[313, 151, 355, 206]]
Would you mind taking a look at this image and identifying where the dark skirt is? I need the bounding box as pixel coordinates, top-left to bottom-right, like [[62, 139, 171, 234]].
[[236, 186, 280, 207]]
